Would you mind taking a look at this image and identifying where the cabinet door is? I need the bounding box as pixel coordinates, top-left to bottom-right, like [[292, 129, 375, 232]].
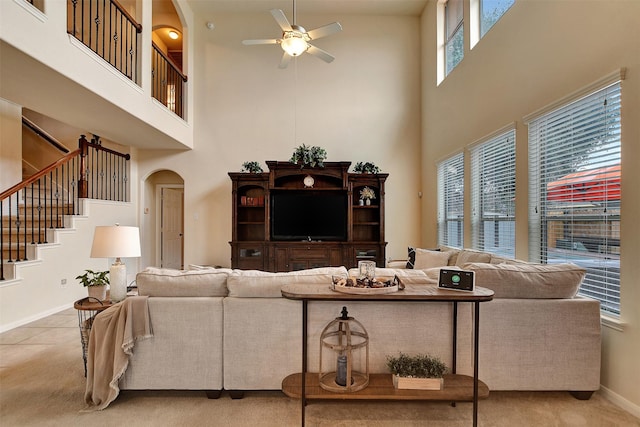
[[233, 243, 265, 270]]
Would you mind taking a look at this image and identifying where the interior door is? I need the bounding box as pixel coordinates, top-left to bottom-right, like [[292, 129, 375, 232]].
[[161, 187, 184, 269]]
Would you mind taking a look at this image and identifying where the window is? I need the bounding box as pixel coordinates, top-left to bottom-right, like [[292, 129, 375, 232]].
[[480, 0, 514, 38], [528, 81, 622, 316], [438, 153, 465, 248], [470, 128, 516, 257], [445, 0, 464, 75]]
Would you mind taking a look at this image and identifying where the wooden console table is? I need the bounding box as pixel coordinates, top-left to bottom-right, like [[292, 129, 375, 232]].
[[281, 283, 494, 426]]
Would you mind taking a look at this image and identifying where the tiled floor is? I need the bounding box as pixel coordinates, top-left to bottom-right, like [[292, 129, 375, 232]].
[[0, 308, 80, 373]]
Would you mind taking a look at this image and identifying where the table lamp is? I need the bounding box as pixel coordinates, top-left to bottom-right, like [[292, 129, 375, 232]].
[[90, 224, 141, 302]]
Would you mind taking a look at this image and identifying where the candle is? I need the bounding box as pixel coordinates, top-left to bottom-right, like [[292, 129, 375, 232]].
[[336, 355, 347, 386]]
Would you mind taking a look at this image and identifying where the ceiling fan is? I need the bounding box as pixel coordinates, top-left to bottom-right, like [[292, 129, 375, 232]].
[[242, 1, 343, 68]]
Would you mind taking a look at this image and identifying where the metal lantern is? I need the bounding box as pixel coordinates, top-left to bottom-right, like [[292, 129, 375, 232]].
[[319, 306, 369, 393]]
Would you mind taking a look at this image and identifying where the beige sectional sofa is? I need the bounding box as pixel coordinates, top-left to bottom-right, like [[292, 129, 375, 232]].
[[118, 248, 601, 401]]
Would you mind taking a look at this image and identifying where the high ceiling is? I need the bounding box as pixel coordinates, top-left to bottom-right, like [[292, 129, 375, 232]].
[[185, 0, 428, 16]]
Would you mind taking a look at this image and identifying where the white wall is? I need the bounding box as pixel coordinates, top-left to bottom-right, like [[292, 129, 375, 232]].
[[0, 98, 22, 191], [421, 0, 640, 414], [137, 12, 424, 267], [0, 199, 138, 331]]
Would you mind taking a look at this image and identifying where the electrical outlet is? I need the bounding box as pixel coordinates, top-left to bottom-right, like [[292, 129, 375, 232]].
[[60, 278, 67, 288]]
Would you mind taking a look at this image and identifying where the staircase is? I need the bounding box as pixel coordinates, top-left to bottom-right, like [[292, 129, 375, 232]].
[[1, 135, 131, 282], [1, 188, 74, 262]]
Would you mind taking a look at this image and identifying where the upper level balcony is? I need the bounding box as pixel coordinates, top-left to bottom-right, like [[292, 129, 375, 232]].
[[0, 0, 193, 150]]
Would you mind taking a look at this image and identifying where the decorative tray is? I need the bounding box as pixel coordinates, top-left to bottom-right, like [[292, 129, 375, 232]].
[[331, 275, 404, 295]]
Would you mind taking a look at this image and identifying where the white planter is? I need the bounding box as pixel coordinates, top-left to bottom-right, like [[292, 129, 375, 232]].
[[392, 375, 443, 390], [87, 285, 107, 301]]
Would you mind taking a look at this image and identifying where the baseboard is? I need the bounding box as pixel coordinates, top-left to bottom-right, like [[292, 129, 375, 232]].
[[0, 302, 73, 333], [599, 384, 640, 419]]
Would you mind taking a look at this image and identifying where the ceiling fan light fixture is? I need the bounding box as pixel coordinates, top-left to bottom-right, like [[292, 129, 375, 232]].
[[281, 33, 308, 56]]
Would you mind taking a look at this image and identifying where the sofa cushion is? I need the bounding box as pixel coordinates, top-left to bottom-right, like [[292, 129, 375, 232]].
[[414, 248, 451, 269], [136, 267, 229, 297], [463, 262, 586, 299], [347, 266, 462, 285], [227, 266, 349, 298], [455, 249, 492, 267]]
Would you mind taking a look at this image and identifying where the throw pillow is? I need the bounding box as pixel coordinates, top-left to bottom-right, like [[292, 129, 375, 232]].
[[414, 248, 451, 269], [455, 249, 492, 266], [463, 262, 586, 299], [406, 246, 440, 269], [406, 247, 416, 269]]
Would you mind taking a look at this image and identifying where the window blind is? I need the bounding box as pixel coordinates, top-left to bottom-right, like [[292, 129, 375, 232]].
[[470, 128, 516, 257], [528, 82, 621, 316], [438, 152, 465, 248]]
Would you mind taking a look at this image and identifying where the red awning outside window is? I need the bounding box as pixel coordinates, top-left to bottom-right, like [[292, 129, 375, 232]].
[[546, 164, 621, 202]]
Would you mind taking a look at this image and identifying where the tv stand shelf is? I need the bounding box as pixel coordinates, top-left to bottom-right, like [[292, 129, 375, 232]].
[[229, 161, 388, 271]]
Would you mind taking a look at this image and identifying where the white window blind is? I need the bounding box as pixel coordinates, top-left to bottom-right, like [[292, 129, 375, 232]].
[[438, 152, 464, 248], [528, 82, 621, 316], [471, 128, 516, 257]]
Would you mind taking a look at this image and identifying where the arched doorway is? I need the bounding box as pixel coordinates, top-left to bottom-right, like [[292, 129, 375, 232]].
[[143, 170, 184, 269]]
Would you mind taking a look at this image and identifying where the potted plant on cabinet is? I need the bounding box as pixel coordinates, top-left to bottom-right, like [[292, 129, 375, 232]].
[[241, 161, 264, 173], [386, 352, 448, 390], [353, 161, 381, 174], [76, 269, 110, 301], [289, 144, 327, 168]]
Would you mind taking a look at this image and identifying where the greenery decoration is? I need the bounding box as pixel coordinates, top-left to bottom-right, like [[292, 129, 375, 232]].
[[76, 269, 110, 287], [353, 162, 380, 174], [241, 161, 264, 173], [289, 144, 327, 168], [386, 353, 448, 378]]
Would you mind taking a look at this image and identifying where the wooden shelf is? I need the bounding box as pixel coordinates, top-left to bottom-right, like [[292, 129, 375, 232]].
[[282, 373, 489, 401]]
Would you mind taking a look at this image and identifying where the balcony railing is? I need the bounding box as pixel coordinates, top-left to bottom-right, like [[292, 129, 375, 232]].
[[152, 42, 187, 119], [67, 0, 142, 82], [1, 136, 130, 280]]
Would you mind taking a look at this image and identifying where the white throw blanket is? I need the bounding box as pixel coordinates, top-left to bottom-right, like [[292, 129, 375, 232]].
[[84, 296, 153, 410]]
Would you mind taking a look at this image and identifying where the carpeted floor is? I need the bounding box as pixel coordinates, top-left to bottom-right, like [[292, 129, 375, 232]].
[[1, 308, 639, 427]]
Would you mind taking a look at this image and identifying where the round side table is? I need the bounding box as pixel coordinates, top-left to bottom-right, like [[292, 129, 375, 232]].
[[74, 297, 113, 376]]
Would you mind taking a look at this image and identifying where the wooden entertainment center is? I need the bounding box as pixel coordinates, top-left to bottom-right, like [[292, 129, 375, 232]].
[[229, 161, 388, 271]]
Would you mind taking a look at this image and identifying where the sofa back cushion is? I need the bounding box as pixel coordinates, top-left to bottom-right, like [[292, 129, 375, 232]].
[[137, 267, 230, 297], [347, 266, 463, 285], [463, 262, 585, 299], [227, 266, 349, 298]]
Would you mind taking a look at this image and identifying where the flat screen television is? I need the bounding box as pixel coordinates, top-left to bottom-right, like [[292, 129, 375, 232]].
[[271, 191, 347, 241]]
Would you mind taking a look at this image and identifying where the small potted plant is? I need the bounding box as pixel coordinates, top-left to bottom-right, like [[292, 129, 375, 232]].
[[241, 161, 264, 173], [353, 162, 380, 174], [386, 352, 448, 390], [359, 186, 376, 205], [76, 269, 110, 301], [289, 144, 327, 169]]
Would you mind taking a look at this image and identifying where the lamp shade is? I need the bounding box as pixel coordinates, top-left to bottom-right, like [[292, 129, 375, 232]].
[[90, 225, 141, 259]]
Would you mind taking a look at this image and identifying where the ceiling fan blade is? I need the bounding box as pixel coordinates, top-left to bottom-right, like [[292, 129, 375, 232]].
[[270, 9, 292, 32], [306, 44, 335, 63], [242, 39, 279, 45], [306, 22, 342, 40], [279, 52, 292, 69]]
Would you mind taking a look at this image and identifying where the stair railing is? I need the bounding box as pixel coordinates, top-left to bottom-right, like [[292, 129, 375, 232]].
[[1, 135, 130, 280]]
